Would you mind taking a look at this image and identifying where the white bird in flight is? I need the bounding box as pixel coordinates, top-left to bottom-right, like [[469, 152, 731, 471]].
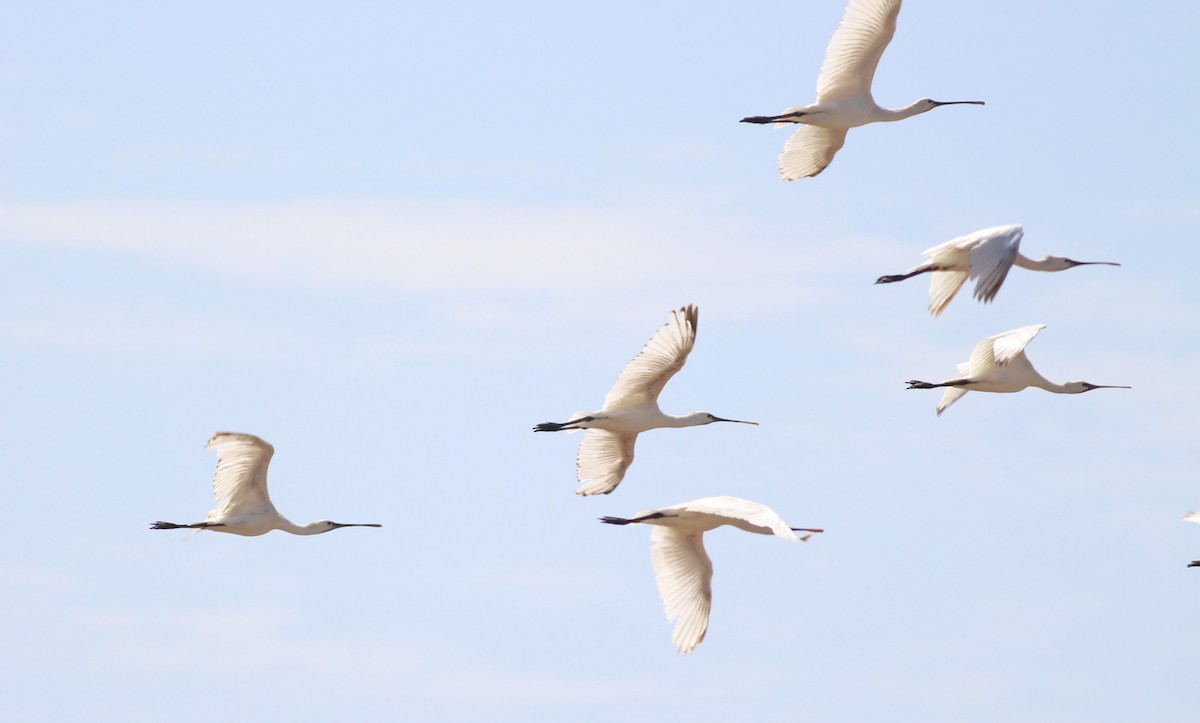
[[875, 224, 1120, 316], [533, 305, 757, 496], [151, 432, 382, 536], [1185, 512, 1200, 568], [601, 496, 822, 654], [740, 0, 984, 180], [906, 324, 1130, 415]]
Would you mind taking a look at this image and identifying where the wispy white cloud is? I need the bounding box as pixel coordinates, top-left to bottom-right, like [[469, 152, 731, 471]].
[[0, 196, 886, 300]]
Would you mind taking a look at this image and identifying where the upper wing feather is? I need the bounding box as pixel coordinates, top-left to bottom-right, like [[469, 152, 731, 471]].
[[816, 0, 902, 103], [990, 324, 1046, 365], [968, 225, 1022, 303], [780, 125, 848, 180], [650, 527, 713, 655], [671, 496, 799, 540], [205, 431, 275, 518], [603, 305, 697, 410]]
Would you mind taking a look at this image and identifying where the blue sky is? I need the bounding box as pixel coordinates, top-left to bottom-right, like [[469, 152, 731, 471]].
[[2, 1, 1198, 721]]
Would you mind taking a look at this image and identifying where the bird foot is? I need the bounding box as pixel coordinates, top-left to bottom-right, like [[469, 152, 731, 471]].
[[1188, 560, 1200, 568], [875, 274, 905, 284], [906, 380, 937, 389], [532, 416, 594, 432]]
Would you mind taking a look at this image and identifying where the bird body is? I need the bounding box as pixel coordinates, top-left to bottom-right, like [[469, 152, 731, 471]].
[[601, 496, 821, 654], [876, 224, 1120, 315], [151, 432, 382, 536], [741, 0, 984, 179], [906, 325, 1129, 415], [534, 305, 756, 496]]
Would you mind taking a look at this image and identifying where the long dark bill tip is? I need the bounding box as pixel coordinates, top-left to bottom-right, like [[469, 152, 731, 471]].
[[791, 527, 824, 533], [1188, 560, 1200, 568], [332, 523, 383, 528], [932, 100, 985, 106], [712, 417, 759, 425], [740, 115, 777, 124], [599, 516, 633, 525]]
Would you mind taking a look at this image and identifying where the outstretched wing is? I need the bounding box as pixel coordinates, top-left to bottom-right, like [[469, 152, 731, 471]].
[[575, 430, 637, 496], [780, 125, 848, 180], [671, 496, 800, 540], [205, 432, 275, 519], [927, 270, 968, 317], [967, 225, 1023, 304], [989, 324, 1046, 366], [922, 225, 1022, 315], [816, 0, 902, 103], [650, 527, 713, 655], [603, 305, 697, 411]]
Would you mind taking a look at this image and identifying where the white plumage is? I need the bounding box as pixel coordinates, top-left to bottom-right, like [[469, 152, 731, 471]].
[[602, 496, 822, 654], [150, 432, 382, 536], [876, 224, 1120, 316], [534, 306, 756, 496], [741, 0, 984, 179], [906, 325, 1130, 415]]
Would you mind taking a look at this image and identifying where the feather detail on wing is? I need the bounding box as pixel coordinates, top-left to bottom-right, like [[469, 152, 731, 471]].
[[780, 125, 848, 180], [603, 306, 697, 411], [989, 324, 1045, 365], [670, 496, 800, 540], [575, 430, 637, 496], [816, 0, 902, 103], [650, 527, 713, 655], [968, 227, 1021, 303], [928, 270, 968, 317], [205, 432, 275, 518]]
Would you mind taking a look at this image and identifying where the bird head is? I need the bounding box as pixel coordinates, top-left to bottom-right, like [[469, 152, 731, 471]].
[[1064, 381, 1132, 394], [318, 520, 383, 532], [1042, 256, 1122, 271], [926, 98, 986, 107], [689, 412, 759, 427]]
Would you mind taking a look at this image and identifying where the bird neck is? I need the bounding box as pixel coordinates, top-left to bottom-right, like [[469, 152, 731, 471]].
[[666, 412, 709, 428], [880, 100, 934, 121], [279, 518, 330, 536], [1013, 254, 1071, 272], [1029, 377, 1076, 395]]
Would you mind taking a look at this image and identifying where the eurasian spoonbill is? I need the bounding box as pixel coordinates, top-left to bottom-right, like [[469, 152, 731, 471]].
[[741, 0, 984, 179], [1185, 512, 1200, 567], [875, 224, 1120, 316], [151, 432, 382, 536], [601, 496, 822, 654], [533, 305, 757, 496], [906, 324, 1130, 415]]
